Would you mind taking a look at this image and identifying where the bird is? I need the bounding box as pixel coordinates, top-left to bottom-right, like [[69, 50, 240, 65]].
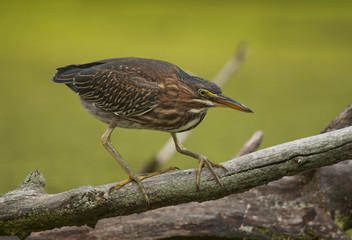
[[52, 57, 253, 204]]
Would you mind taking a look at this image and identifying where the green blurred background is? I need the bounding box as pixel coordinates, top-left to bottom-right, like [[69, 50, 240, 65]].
[[0, 0, 351, 194]]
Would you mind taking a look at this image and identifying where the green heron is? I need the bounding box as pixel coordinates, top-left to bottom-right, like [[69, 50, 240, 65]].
[[52, 57, 253, 204]]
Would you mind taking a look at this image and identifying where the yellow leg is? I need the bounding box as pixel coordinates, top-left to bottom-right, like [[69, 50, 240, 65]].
[[102, 123, 150, 204], [109, 166, 179, 192], [102, 122, 179, 204], [171, 133, 226, 190]]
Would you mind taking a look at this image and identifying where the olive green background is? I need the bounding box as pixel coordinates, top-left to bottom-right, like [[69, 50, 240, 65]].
[[0, 0, 351, 194]]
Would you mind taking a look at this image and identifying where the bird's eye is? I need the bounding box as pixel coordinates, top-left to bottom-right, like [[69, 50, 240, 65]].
[[198, 89, 207, 97]]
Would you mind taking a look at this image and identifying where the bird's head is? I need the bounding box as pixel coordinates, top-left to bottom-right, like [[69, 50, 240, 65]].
[[175, 67, 253, 113], [196, 87, 253, 113], [183, 74, 253, 113]]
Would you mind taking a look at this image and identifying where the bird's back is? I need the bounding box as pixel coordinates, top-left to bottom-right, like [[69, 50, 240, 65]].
[[52, 58, 179, 117], [53, 57, 178, 86]]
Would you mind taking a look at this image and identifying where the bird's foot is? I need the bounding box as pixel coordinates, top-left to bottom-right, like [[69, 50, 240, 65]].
[[108, 166, 179, 204], [196, 158, 227, 190]]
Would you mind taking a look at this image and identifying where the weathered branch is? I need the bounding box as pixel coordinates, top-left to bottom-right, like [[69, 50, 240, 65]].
[[299, 103, 352, 181], [75, 160, 351, 240], [1, 124, 352, 238], [234, 130, 263, 157], [321, 103, 352, 133]]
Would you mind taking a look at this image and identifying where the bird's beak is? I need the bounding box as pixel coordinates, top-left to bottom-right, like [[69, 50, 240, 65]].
[[211, 93, 253, 113]]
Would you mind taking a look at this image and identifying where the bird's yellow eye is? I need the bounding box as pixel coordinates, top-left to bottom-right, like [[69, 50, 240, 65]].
[[198, 89, 208, 97]]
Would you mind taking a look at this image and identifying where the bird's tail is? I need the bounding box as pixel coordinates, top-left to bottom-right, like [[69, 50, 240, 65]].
[[52, 65, 84, 92], [52, 61, 107, 92], [51, 65, 81, 84], [52, 61, 106, 83]]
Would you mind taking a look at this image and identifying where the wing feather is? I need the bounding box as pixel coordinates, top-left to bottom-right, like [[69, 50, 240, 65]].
[[52, 59, 161, 116]]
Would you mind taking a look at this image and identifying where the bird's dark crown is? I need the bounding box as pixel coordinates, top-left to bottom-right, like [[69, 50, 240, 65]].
[[175, 67, 222, 96]]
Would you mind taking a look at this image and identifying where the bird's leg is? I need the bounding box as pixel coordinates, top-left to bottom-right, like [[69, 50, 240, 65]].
[[101, 123, 151, 204], [102, 122, 178, 204], [171, 133, 226, 190], [112, 166, 179, 191]]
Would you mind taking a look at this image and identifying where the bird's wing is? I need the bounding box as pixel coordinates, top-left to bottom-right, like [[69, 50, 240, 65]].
[[53, 61, 161, 117]]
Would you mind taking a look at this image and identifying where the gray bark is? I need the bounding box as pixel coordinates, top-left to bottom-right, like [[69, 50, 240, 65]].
[[1, 105, 352, 239]]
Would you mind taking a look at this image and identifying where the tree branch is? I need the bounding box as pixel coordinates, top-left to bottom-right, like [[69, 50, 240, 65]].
[[1, 124, 352, 238], [321, 103, 352, 133], [234, 130, 263, 157]]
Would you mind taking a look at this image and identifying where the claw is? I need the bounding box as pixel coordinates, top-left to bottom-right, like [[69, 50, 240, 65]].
[[108, 166, 179, 204], [196, 158, 226, 190]]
